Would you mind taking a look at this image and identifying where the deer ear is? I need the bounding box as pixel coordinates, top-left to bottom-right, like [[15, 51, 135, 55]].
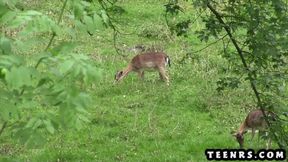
[[231, 131, 237, 136], [115, 71, 123, 76]]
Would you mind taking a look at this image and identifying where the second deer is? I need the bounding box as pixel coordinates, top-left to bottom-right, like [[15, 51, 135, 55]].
[[232, 109, 274, 149]]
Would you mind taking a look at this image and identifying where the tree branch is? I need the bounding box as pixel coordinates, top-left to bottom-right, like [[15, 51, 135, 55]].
[[179, 33, 228, 64], [98, 0, 128, 58], [0, 122, 7, 137], [35, 0, 68, 69]]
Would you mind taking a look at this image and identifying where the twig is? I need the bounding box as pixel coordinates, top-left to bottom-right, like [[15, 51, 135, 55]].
[[179, 33, 228, 64], [0, 122, 7, 137], [45, 0, 68, 50], [35, 0, 68, 69], [98, 0, 128, 58]]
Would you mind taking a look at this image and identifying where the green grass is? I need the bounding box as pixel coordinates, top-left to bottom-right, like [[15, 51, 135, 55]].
[[0, 0, 283, 162]]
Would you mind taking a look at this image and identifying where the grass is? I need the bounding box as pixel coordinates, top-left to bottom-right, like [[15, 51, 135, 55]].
[[0, 0, 284, 161]]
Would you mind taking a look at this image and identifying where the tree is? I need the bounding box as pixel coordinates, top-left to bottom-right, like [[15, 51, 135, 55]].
[[165, 0, 288, 149], [0, 0, 119, 147]]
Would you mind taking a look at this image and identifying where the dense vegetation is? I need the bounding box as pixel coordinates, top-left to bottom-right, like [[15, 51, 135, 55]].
[[0, 0, 287, 161]]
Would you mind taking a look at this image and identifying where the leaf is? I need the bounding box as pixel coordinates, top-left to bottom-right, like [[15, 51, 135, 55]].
[[100, 10, 109, 26], [50, 42, 77, 56], [164, 1, 183, 15], [37, 77, 52, 87], [0, 98, 17, 121], [43, 119, 55, 134], [25, 117, 37, 129], [0, 4, 9, 18], [59, 59, 74, 74], [23, 10, 42, 16], [5, 66, 34, 90], [73, 92, 91, 111], [0, 55, 24, 68], [78, 114, 90, 123], [93, 13, 105, 30], [0, 10, 17, 25], [75, 118, 83, 130], [0, 36, 12, 55], [32, 119, 43, 129], [7, 14, 31, 29], [26, 131, 46, 148], [14, 128, 32, 145], [83, 15, 95, 33], [73, 2, 84, 19]]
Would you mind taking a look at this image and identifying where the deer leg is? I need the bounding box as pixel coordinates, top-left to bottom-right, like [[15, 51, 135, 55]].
[[266, 138, 271, 149], [158, 67, 169, 85], [137, 71, 144, 80], [251, 129, 255, 141], [159, 72, 164, 80], [266, 132, 271, 149]]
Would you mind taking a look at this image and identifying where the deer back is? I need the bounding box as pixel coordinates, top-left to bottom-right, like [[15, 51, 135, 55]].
[[131, 52, 169, 70], [244, 109, 269, 130]]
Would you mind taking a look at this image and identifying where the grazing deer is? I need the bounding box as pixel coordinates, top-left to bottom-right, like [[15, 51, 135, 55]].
[[232, 109, 273, 149], [114, 52, 171, 85]]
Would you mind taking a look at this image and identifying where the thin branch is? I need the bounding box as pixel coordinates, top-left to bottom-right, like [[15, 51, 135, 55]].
[[179, 33, 228, 64], [45, 0, 68, 51], [165, 6, 204, 40], [35, 0, 68, 69], [98, 0, 127, 58], [0, 122, 7, 137]]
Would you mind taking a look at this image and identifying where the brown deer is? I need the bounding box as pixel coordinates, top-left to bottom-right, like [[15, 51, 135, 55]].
[[114, 52, 171, 85], [232, 109, 273, 149]]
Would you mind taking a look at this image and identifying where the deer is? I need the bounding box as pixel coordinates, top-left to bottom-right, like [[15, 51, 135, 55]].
[[114, 52, 171, 85], [232, 109, 274, 149]]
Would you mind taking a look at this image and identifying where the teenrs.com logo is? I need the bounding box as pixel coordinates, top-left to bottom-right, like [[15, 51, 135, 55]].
[[205, 149, 286, 161]]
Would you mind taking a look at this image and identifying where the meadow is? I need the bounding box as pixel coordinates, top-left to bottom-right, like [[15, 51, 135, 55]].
[[0, 0, 285, 161]]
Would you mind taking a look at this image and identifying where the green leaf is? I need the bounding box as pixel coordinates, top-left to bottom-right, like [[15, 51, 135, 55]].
[[100, 10, 109, 26], [0, 55, 24, 68], [26, 131, 46, 148], [78, 114, 90, 123], [50, 42, 77, 56], [73, 2, 84, 19], [43, 119, 55, 134], [2, 0, 19, 9], [93, 13, 105, 30], [73, 92, 91, 110], [23, 10, 42, 16], [5, 66, 34, 90], [59, 59, 74, 74], [83, 15, 95, 33], [75, 118, 83, 130], [0, 98, 17, 121], [7, 14, 31, 29], [25, 117, 37, 128], [0, 4, 9, 18], [32, 119, 43, 129], [0, 36, 12, 55], [0, 11, 17, 24]]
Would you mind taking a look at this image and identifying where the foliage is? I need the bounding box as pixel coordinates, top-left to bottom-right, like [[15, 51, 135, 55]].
[[0, 0, 288, 161], [165, 0, 192, 37], [165, 0, 288, 149], [0, 0, 106, 147]]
